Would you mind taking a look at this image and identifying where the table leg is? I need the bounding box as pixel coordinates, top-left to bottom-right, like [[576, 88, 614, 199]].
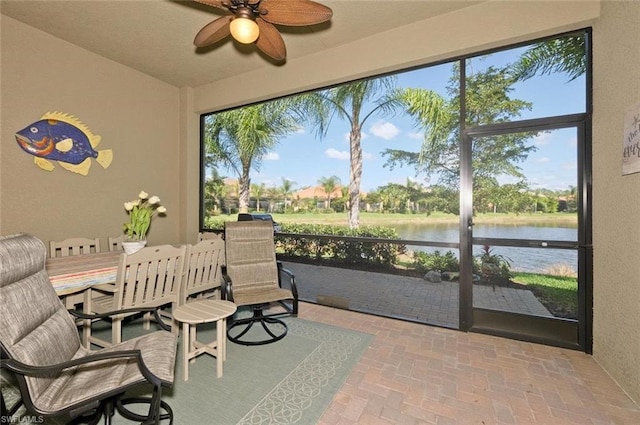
[[221, 317, 227, 361], [216, 319, 223, 378], [183, 322, 190, 381], [190, 323, 196, 364]]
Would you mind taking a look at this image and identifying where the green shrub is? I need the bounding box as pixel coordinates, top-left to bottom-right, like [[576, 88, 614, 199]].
[[473, 245, 512, 286], [276, 223, 405, 268], [413, 250, 459, 273], [203, 217, 225, 231]]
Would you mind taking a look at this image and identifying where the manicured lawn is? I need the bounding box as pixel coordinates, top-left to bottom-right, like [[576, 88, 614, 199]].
[[511, 272, 578, 318], [214, 211, 577, 226]]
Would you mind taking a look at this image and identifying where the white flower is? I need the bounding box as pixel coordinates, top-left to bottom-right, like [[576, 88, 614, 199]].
[[123, 190, 166, 241]]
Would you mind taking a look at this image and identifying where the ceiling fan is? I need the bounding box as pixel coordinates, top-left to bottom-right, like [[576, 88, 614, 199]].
[[193, 0, 333, 62]]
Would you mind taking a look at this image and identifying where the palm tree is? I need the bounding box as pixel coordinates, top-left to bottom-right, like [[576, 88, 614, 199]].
[[280, 178, 296, 211], [266, 185, 279, 213], [295, 77, 447, 228], [204, 101, 299, 213], [378, 184, 408, 213], [318, 175, 341, 209], [251, 182, 266, 211], [510, 35, 586, 82], [203, 167, 227, 216]]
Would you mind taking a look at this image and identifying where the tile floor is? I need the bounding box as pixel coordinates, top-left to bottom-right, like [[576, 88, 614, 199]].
[[298, 303, 640, 425]]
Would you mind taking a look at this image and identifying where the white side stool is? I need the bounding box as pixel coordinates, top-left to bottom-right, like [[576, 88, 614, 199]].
[[173, 299, 237, 380]]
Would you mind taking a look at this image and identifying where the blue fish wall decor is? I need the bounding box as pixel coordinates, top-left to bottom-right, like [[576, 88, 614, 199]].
[[15, 112, 113, 176]]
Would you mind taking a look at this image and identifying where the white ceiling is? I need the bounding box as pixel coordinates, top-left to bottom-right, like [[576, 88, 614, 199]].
[[1, 0, 482, 88]]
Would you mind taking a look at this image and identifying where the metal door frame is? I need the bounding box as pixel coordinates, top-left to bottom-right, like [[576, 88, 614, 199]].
[[459, 115, 592, 351]]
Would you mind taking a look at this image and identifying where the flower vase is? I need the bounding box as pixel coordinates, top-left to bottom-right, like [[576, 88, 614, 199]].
[[122, 239, 147, 255]]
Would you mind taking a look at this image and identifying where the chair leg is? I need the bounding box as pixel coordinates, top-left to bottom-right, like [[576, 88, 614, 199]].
[[116, 385, 173, 425], [227, 306, 288, 346], [112, 318, 122, 346], [143, 312, 151, 330]]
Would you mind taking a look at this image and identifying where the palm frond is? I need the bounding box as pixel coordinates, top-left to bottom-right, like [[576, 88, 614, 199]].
[[510, 36, 586, 82]]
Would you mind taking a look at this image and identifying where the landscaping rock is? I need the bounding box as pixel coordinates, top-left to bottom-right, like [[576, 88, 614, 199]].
[[424, 270, 442, 283]]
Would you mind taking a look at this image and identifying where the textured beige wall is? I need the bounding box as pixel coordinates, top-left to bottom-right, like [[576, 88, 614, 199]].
[[592, 0, 640, 405], [0, 16, 182, 248]]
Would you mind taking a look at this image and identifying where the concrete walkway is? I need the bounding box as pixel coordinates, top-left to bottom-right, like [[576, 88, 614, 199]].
[[281, 261, 552, 329]]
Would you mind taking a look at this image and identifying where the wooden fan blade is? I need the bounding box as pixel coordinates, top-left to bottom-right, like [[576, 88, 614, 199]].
[[255, 19, 286, 61], [194, 16, 232, 47], [193, 0, 228, 12], [259, 0, 333, 26]]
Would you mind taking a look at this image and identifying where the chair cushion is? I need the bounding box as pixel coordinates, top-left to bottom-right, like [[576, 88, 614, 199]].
[[232, 287, 294, 307], [0, 234, 177, 417], [34, 331, 177, 414]]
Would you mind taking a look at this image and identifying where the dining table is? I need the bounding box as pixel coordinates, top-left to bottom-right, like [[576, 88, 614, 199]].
[[46, 251, 121, 299], [46, 251, 122, 347]]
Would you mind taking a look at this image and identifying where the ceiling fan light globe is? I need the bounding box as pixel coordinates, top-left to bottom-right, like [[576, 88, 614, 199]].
[[230, 17, 260, 44]]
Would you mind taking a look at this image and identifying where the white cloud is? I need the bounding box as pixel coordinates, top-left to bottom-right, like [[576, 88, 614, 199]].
[[325, 148, 349, 160], [370, 121, 401, 140], [263, 152, 279, 161], [537, 157, 551, 163], [408, 131, 423, 140], [533, 133, 552, 146]]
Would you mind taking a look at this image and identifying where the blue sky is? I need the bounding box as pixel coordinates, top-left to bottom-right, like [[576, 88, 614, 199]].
[[217, 46, 586, 194]]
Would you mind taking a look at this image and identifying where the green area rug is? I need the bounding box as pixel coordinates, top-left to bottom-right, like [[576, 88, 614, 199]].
[[162, 317, 371, 425], [3, 315, 372, 425]]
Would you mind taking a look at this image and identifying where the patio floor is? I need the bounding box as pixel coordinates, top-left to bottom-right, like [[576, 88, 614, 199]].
[[282, 261, 552, 329]]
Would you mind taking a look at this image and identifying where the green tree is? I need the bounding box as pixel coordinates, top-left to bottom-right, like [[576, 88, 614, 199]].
[[251, 182, 266, 211], [204, 101, 299, 213], [265, 185, 280, 213], [280, 178, 296, 211], [294, 76, 446, 228], [378, 183, 409, 213], [203, 167, 227, 217], [383, 64, 537, 195], [318, 175, 341, 209]]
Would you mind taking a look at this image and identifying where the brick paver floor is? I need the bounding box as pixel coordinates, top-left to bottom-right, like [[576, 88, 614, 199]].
[[283, 262, 551, 329], [298, 303, 640, 425]]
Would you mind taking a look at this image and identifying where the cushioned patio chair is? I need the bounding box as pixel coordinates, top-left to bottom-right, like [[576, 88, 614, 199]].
[[222, 221, 298, 345], [0, 233, 177, 424]]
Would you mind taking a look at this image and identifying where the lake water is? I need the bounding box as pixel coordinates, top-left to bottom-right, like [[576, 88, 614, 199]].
[[392, 222, 578, 273]]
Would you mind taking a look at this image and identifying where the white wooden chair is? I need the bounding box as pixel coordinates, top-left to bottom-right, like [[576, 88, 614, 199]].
[[49, 237, 101, 258], [108, 234, 125, 251], [84, 244, 186, 348], [180, 238, 225, 305]]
